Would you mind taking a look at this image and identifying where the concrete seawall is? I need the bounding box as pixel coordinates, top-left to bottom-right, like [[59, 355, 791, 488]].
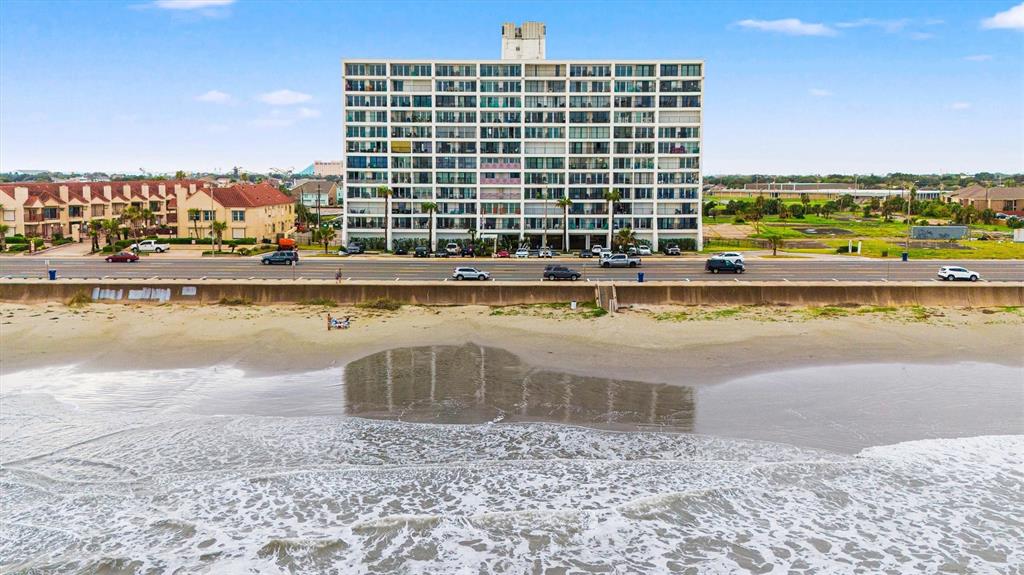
[[1, 280, 1022, 308]]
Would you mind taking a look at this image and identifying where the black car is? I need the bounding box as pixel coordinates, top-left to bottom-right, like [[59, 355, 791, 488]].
[[414, 246, 430, 258], [578, 250, 593, 258], [705, 258, 744, 274], [262, 250, 299, 265], [393, 246, 408, 255], [461, 246, 475, 257], [544, 265, 581, 281]]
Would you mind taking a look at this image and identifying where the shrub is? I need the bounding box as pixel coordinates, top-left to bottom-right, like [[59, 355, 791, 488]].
[[66, 292, 93, 307], [299, 298, 337, 307], [217, 297, 252, 306], [356, 297, 403, 311]]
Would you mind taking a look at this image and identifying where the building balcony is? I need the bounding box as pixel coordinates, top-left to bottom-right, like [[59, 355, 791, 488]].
[[480, 177, 521, 185], [24, 212, 44, 223], [480, 162, 521, 170]]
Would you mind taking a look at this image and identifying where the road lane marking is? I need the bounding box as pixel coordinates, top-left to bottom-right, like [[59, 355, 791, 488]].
[[782, 278, 790, 282]]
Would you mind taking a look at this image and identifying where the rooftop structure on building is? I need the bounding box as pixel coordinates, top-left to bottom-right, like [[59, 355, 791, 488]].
[[341, 21, 703, 251]]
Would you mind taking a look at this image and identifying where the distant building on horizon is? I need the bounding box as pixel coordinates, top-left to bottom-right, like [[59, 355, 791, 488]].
[[314, 160, 344, 178]]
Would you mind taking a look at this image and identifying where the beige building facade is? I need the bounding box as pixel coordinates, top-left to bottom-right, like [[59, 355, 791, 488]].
[[1, 180, 294, 243]]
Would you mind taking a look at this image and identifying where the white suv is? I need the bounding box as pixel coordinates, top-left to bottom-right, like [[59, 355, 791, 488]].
[[453, 267, 490, 280], [937, 266, 980, 282], [514, 248, 529, 258], [712, 252, 744, 263]]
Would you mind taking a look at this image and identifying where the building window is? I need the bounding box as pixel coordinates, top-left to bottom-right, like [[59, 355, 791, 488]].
[[203, 210, 214, 221], [232, 210, 245, 222], [2, 210, 14, 222], [232, 228, 245, 239]]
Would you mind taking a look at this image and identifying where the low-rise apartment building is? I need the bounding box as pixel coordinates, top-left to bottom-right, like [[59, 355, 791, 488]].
[[1, 180, 294, 242], [946, 185, 1024, 215]]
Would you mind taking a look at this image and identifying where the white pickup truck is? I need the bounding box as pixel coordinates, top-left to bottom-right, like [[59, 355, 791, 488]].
[[130, 239, 171, 253]]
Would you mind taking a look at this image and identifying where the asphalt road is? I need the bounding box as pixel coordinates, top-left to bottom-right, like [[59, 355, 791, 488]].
[[3, 255, 1022, 282]]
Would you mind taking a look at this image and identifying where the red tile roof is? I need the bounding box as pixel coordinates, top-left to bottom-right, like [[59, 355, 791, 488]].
[[205, 182, 292, 208]]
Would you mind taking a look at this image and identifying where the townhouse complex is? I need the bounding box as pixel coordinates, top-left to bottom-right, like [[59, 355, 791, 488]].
[[0, 180, 294, 242], [342, 22, 703, 250]]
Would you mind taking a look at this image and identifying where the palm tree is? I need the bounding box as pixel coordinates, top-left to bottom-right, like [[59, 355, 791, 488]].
[[603, 188, 621, 248], [88, 219, 102, 252], [557, 197, 573, 251], [0, 224, 8, 252], [316, 226, 337, 254], [141, 208, 155, 229], [187, 208, 202, 239], [614, 226, 635, 251], [377, 185, 394, 250], [175, 170, 187, 180], [102, 219, 120, 251], [211, 220, 227, 253], [121, 206, 142, 247], [421, 202, 437, 251]]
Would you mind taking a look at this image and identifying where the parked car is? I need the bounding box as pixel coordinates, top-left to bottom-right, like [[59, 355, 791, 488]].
[[663, 244, 681, 256], [591, 244, 603, 255], [262, 250, 299, 265], [461, 246, 475, 257], [514, 248, 529, 258], [345, 242, 364, 254], [601, 254, 642, 268], [638, 245, 652, 256], [598, 248, 612, 260], [705, 258, 744, 274], [414, 246, 430, 258], [712, 251, 745, 264], [393, 246, 408, 255], [105, 251, 139, 263], [130, 239, 170, 253], [937, 266, 980, 281], [578, 249, 593, 258], [434, 250, 450, 258], [495, 249, 511, 258], [453, 267, 490, 281], [539, 248, 553, 258], [543, 265, 581, 281], [445, 242, 461, 256]]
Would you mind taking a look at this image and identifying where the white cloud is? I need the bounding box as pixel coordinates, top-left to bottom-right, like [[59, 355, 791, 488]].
[[949, 101, 972, 110], [909, 32, 935, 40], [836, 18, 909, 33], [963, 54, 993, 61], [736, 18, 837, 37], [809, 88, 833, 97], [982, 2, 1024, 29], [257, 89, 313, 106], [249, 107, 320, 129], [195, 89, 231, 103], [152, 0, 234, 9]]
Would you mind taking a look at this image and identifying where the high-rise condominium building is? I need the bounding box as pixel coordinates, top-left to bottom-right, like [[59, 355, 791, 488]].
[[341, 21, 702, 251]]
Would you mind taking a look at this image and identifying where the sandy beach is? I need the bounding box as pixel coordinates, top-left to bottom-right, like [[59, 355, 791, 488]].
[[3, 301, 1021, 384]]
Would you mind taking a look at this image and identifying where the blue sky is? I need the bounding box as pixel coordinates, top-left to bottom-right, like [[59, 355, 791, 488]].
[[1, 0, 1021, 175]]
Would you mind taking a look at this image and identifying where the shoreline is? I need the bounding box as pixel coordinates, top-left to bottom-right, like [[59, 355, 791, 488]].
[[2, 302, 1021, 386]]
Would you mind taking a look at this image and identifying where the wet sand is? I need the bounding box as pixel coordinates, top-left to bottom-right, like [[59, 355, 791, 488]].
[[1, 302, 1021, 388]]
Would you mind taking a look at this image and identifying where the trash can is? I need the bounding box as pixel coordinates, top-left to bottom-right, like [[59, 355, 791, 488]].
[[901, 252, 909, 262], [637, 272, 645, 283], [47, 269, 57, 280]]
